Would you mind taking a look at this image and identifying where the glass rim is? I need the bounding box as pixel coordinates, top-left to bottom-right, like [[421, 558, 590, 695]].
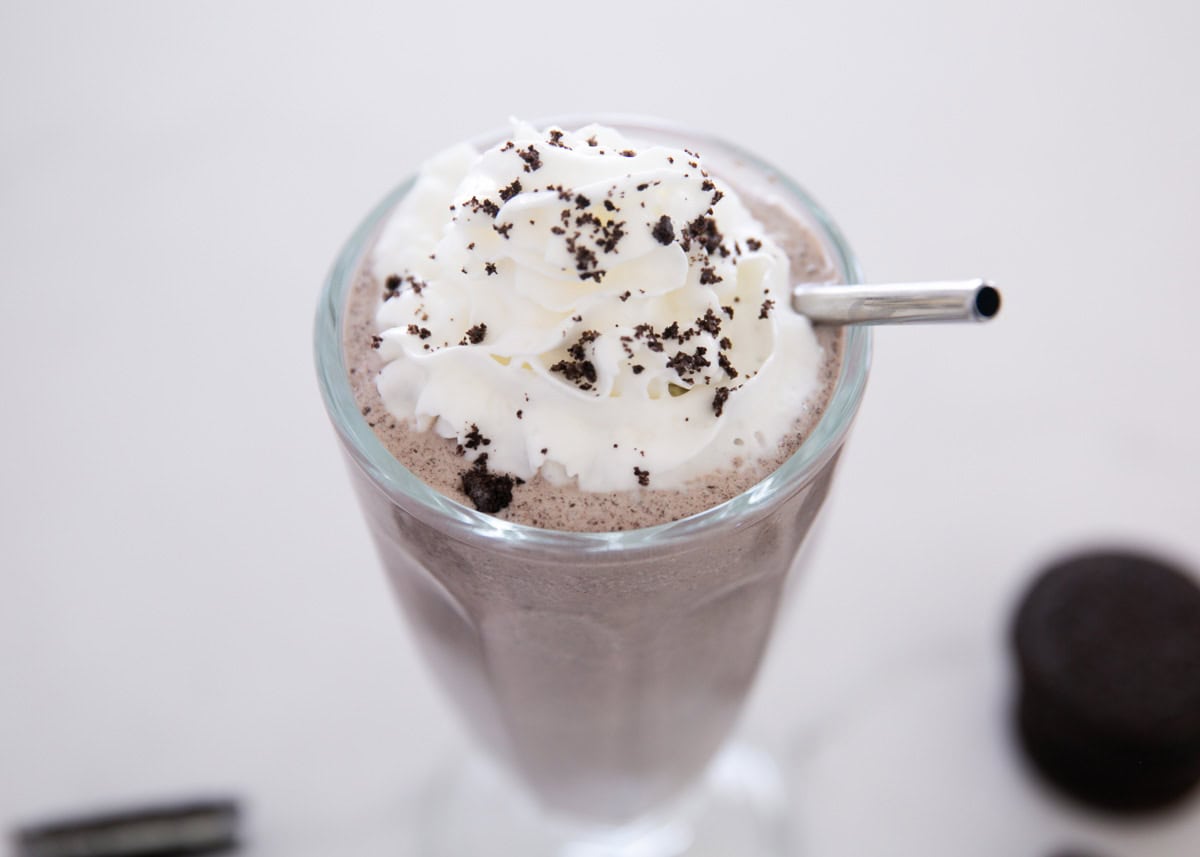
[[314, 115, 872, 554]]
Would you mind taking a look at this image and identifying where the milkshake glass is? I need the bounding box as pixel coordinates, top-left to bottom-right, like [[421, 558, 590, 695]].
[[315, 117, 871, 856]]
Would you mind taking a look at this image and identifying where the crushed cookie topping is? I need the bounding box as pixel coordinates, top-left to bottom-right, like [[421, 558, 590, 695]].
[[460, 323, 487, 345], [665, 346, 711, 382], [463, 423, 490, 449], [384, 272, 426, 299], [712, 387, 731, 417], [462, 196, 500, 218], [633, 323, 664, 352], [565, 235, 601, 280], [683, 215, 725, 255], [651, 215, 675, 245], [695, 308, 722, 336], [598, 220, 625, 253], [460, 454, 518, 513], [549, 330, 601, 392], [498, 179, 522, 201], [517, 145, 542, 172]]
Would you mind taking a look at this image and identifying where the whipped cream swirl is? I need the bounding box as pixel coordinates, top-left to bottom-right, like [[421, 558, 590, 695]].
[[370, 121, 824, 492]]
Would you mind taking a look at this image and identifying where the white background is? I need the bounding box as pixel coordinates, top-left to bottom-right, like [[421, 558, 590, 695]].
[[2, 1, 1198, 855]]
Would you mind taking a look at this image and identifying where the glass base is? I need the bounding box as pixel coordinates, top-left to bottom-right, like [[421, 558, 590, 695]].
[[418, 744, 792, 857]]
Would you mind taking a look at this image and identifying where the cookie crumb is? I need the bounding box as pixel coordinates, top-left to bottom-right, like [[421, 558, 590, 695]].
[[499, 179, 522, 201], [517, 145, 542, 172], [713, 387, 731, 417], [460, 323, 487, 345], [460, 455, 517, 513], [651, 215, 675, 245]]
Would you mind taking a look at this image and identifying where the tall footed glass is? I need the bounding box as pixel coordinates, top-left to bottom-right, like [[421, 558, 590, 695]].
[[315, 118, 871, 855]]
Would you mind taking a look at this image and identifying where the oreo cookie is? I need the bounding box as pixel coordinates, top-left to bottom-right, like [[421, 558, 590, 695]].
[[1012, 549, 1200, 812], [13, 798, 239, 857]]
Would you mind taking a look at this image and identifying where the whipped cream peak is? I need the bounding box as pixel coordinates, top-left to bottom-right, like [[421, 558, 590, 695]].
[[369, 121, 824, 493]]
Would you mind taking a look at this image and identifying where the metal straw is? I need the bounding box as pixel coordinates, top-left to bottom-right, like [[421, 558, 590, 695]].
[[791, 278, 1001, 325]]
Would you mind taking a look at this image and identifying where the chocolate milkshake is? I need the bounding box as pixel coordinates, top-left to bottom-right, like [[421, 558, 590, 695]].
[[316, 120, 871, 823]]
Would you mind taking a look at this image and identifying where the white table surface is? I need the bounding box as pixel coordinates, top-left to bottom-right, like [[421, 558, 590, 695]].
[[3, 2, 1198, 855]]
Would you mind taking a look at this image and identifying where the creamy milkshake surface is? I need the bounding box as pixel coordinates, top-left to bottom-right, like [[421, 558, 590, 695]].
[[344, 121, 842, 530]]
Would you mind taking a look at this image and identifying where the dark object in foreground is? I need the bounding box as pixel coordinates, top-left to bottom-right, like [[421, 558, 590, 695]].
[[13, 798, 239, 857], [1012, 549, 1200, 812]]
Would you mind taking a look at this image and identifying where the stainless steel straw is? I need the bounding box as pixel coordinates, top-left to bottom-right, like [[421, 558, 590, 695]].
[[791, 278, 1001, 325]]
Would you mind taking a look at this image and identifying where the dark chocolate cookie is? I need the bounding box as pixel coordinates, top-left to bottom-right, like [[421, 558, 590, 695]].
[[1012, 549, 1200, 812], [14, 797, 239, 856]]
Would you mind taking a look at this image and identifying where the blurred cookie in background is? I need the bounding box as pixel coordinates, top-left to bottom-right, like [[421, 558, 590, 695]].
[[1012, 549, 1200, 813]]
